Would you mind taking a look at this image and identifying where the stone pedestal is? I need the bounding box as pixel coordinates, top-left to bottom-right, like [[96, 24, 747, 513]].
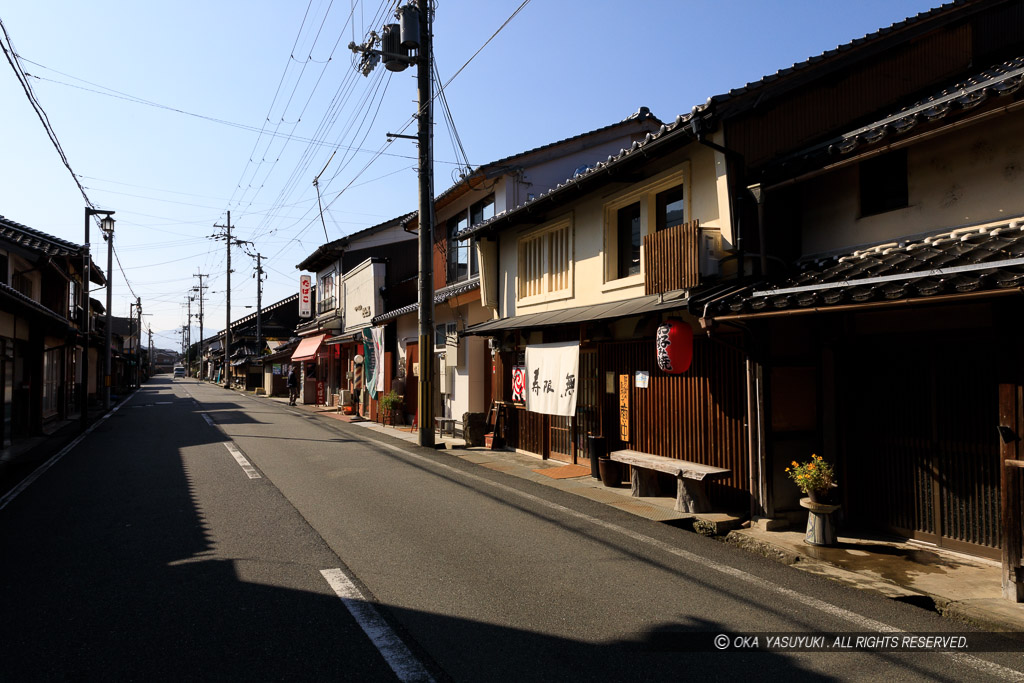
[[799, 498, 841, 546]]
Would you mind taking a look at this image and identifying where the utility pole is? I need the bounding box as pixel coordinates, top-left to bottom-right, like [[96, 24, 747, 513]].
[[193, 273, 207, 380], [136, 297, 142, 388], [129, 301, 136, 390], [349, 1, 434, 446], [212, 213, 251, 389], [185, 295, 193, 376], [254, 253, 265, 361]]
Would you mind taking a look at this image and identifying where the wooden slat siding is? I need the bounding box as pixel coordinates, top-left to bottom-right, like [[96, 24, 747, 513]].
[[643, 219, 700, 295], [510, 405, 545, 456], [599, 339, 749, 509], [848, 337, 1001, 558]]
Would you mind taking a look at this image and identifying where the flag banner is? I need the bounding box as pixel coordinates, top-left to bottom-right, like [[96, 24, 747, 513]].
[[373, 326, 385, 394], [525, 342, 579, 417], [363, 328, 378, 399]]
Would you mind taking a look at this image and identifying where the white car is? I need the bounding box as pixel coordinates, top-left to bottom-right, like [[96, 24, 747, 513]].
[[173, 366, 186, 378]]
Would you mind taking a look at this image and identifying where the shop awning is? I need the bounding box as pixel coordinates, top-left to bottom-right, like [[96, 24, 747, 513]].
[[291, 333, 327, 362], [462, 291, 690, 336]]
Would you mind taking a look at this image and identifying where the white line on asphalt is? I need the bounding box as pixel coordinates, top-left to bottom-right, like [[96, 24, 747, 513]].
[[201, 414, 215, 427], [224, 442, 261, 479], [0, 390, 137, 513], [369, 440, 1023, 681], [320, 568, 434, 683]]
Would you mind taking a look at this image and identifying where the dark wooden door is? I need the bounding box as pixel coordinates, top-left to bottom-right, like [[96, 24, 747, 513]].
[[845, 335, 1001, 558]]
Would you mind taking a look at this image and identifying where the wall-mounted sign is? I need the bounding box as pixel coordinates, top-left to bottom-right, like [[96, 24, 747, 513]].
[[299, 274, 312, 318], [635, 370, 650, 389], [618, 374, 630, 442]]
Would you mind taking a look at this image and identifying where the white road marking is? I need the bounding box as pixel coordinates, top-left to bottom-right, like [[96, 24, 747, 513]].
[[320, 568, 434, 683], [201, 414, 215, 427], [224, 442, 261, 479], [369, 439, 1024, 681], [0, 390, 136, 512]]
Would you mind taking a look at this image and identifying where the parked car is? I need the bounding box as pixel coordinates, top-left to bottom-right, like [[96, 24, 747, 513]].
[[173, 366, 186, 378]]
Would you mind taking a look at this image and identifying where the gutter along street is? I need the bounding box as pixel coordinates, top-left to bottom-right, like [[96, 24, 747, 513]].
[[0, 376, 1022, 681]]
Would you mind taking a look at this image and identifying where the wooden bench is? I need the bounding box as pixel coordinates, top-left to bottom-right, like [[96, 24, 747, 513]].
[[609, 449, 731, 513]]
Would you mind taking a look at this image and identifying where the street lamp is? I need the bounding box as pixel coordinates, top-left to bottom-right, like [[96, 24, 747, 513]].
[[100, 214, 116, 410], [82, 207, 114, 430]]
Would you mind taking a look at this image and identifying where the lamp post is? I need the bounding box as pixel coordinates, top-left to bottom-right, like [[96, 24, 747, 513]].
[[100, 213, 115, 410], [83, 207, 114, 430]]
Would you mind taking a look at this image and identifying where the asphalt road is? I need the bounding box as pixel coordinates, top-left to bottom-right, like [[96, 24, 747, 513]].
[[2, 376, 1023, 681]]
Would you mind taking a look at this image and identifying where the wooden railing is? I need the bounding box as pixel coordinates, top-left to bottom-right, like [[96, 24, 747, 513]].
[[643, 219, 700, 295]]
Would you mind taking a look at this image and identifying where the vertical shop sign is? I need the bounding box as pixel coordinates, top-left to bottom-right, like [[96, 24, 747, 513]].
[[299, 275, 312, 318], [618, 374, 630, 442]]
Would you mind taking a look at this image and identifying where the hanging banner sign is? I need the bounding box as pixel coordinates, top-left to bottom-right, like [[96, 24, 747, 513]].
[[372, 325, 385, 396], [511, 366, 526, 402], [299, 275, 312, 318], [362, 328, 379, 399], [524, 342, 579, 417]]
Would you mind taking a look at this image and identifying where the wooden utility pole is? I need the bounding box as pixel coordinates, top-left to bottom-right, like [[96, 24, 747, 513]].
[[193, 273, 207, 379], [254, 253, 265, 360], [136, 297, 142, 388], [415, 0, 435, 447]]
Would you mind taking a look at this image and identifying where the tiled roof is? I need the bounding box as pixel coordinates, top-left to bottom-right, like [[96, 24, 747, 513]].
[[709, 1, 963, 108], [0, 215, 82, 258], [372, 277, 480, 324], [0, 281, 72, 326], [296, 212, 416, 272], [772, 55, 1024, 170], [712, 220, 1024, 317], [457, 111, 702, 241]]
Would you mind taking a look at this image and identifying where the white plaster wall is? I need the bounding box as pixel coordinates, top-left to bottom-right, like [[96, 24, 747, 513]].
[[497, 142, 722, 318], [800, 112, 1024, 255]]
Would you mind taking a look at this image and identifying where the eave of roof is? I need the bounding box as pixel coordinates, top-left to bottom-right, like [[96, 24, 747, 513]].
[[372, 278, 481, 324], [709, 1, 980, 116], [296, 212, 416, 271], [433, 107, 663, 209], [710, 218, 1024, 318], [0, 215, 83, 258], [456, 111, 703, 241], [764, 54, 1024, 179]]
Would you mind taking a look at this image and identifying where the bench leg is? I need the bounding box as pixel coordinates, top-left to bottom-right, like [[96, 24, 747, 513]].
[[676, 478, 711, 513], [631, 467, 662, 497]]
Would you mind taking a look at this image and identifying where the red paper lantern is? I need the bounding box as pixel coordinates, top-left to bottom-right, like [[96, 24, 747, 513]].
[[656, 318, 693, 374]]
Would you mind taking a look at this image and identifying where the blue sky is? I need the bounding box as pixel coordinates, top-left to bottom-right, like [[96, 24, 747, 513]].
[[0, 0, 944, 350]]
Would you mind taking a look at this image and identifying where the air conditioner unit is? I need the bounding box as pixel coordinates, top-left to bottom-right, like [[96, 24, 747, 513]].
[[339, 389, 351, 405]]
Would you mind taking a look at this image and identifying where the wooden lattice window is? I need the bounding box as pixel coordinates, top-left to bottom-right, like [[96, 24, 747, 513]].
[[518, 221, 572, 302]]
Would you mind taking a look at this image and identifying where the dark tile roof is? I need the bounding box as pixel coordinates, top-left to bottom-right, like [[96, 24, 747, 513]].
[[457, 111, 703, 241], [773, 55, 1024, 170], [0, 215, 82, 258], [709, 1, 964, 109], [434, 107, 663, 205], [0, 281, 72, 327], [296, 213, 416, 272], [712, 220, 1024, 317], [372, 277, 480, 324]]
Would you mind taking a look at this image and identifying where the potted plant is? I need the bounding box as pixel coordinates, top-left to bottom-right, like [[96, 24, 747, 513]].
[[786, 454, 837, 503], [379, 390, 402, 426]]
